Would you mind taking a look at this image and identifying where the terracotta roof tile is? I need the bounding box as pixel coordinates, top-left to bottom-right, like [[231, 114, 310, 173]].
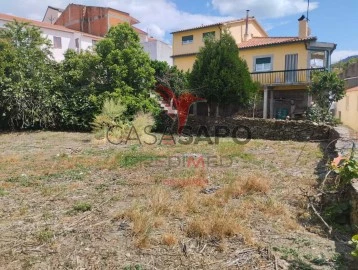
[[239, 36, 316, 49]]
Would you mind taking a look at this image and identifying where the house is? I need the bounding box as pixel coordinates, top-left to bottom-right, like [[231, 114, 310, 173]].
[[53, 4, 172, 65], [0, 13, 101, 62], [142, 37, 173, 65], [171, 13, 336, 119], [336, 62, 358, 131], [54, 4, 148, 42], [42, 6, 64, 24]]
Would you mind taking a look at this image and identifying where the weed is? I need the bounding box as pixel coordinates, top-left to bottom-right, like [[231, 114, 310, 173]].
[[0, 187, 7, 196], [116, 152, 160, 168], [72, 202, 92, 212], [123, 265, 143, 270], [36, 228, 54, 243]]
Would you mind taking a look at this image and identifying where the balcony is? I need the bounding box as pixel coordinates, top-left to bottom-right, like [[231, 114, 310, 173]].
[[250, 68, 326, 86]]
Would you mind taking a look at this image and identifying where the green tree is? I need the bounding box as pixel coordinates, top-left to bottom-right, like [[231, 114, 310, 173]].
[[151, 60, 189, 95], [95, 23, 156, 117], [189, 31, 258, 115], [54, 50, 101, 130], [309, 71, 345, 110], [307, 71, 345, 123], [0, 21, 58, 129]]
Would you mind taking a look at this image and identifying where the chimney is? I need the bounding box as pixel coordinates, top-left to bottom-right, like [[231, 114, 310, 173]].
[[244, 10, 250, 41], [298, 18, 309, 38]]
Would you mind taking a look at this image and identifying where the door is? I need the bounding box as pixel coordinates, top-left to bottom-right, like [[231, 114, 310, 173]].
[[285, 54, 298, 83]]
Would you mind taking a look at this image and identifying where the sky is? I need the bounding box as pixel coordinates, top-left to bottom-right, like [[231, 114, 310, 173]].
[[2, 0, 358, 63]]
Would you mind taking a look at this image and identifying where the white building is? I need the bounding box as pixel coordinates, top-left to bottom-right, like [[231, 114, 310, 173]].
[[42, 6, 64, 24], [0, 13, 101, 62], [141, 37, 173, 65]]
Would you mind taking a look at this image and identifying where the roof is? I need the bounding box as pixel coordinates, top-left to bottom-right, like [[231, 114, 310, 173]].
[[0, 12, 102, 40], [48, 6, 64, 12], [171, 17, 267, 36], [171, 18, 247, 34], [133, 26, 147, 35], [239, 36, 317, 49]]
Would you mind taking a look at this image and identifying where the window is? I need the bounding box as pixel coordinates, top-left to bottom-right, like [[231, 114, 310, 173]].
[[182, 35, 193, 44], [202, 31, 215, 41], [255, 57, 272, 72], [53, 36, 62, 49], [75, 38, 80, 49]]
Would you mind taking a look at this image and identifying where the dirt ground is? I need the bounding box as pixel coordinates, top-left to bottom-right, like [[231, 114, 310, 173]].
[[0, 131, 354, 269]]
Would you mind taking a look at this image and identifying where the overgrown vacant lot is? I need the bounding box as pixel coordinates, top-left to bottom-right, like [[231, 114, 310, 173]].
[[0, 132, 351, 269]]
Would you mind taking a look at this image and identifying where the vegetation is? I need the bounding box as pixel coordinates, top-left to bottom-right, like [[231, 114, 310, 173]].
[[189, 31, 258, 115], [151, 60, 189, 95], [0, 21, 58, 129], [0, 21, 157, 130], [307, 71, 345, 124]]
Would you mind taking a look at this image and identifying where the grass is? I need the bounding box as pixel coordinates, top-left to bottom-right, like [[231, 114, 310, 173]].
[[72, 202, 92, 212], [0, 131, 350, 269]]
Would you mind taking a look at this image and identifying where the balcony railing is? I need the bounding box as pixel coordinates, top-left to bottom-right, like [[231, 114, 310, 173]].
[[250, 68, 326, 86], [344, 76, 358, 89]]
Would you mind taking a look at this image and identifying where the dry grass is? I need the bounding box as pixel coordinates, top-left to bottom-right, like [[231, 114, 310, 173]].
[[0, 132, 344, 269], [162, 233, 178, 247]]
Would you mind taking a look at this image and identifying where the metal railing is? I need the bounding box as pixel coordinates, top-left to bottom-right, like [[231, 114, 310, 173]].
[[250, 68, 326, 86], [344, 76, 358, 89]]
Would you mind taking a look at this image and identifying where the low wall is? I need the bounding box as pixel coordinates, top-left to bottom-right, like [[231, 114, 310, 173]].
[[186, 116, 335, 142]]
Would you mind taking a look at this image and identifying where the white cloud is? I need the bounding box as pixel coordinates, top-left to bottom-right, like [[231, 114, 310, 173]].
[[3, 0, 233, 41], [332, 50, 358, 64], [211, 0, 319, 19], [101, 0, 233, 40]]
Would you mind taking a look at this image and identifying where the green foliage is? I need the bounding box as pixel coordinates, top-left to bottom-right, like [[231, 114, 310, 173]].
[[0, 21, 58, 129], [189, 31, 258, 106], [0, 21, 157, 130], [72, 202, 92, 212], [309, 71, 345, 113], [54, 50, 101, 130], [333, 157, 358, 185], [95, 23, 156, 117], [306, 104, 335, 124], [151, 60, 189, 95], [349, 235, 358, 257]]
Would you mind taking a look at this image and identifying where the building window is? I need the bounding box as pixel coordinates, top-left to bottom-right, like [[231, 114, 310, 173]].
[[203, 31, 215, 41], [254, 56, 272, 72], [53, 36, 62, 49], [75, 38, 80, 49], [182, 35, 193, 45]]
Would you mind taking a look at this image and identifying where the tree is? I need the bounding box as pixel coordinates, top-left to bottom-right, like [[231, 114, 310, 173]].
[[54, 50, 101, 130], [307, 71, 345, 123], [151, 60, 189, 95], [189, 31, 258, 116], [309, 71, 345, 110], [0, 21, 58, 129], [95, 23, 156, 118]]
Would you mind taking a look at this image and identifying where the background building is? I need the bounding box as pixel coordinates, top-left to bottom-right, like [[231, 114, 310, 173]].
[[0, 13, 100, 62]]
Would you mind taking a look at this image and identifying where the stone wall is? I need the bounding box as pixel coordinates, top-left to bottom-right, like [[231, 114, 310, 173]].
[[186, 116, 335, 142]]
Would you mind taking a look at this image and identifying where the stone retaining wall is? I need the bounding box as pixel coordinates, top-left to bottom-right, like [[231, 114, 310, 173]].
[[186, 116, 336, 142]]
